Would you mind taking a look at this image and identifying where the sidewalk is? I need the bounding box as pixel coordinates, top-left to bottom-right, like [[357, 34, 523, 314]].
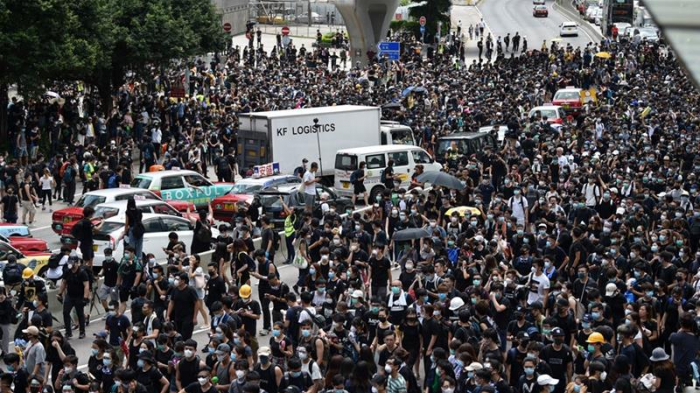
[[450, 4, 496, 63]]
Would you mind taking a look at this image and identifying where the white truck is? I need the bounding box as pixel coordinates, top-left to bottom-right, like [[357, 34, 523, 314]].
[[237, 105, 415, 178]]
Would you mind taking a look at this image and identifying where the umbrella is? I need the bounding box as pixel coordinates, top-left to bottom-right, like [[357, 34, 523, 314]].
[[401, 86, 416, 96], [413, 87, 428, 94], [445, 206, 481, 217], [416, 171, 465, 190], [393, 228, 432, 241], [595, 51, 611, 59]]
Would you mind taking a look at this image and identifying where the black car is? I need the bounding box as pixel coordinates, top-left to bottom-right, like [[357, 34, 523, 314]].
[[258, 183, 353, 229]]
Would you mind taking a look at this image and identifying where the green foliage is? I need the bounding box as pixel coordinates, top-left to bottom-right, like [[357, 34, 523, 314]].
[[0, 0, 226, 107], [390, 20, 421, 35], [408, 0, 451, 36]]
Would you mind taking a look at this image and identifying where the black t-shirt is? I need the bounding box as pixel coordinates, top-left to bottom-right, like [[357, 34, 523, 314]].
[[136, 366, 164, 393], [235, 299, 262, 337], [35, 308, 53, 328], [184, 382, 218, 393], [205, 276, 227, 307], [64, 267, 89, 298], [102, 258, 119, 287], [169, 285, 198, 319], [0, 195, 18, 214], [75, 218, 94, 244], [540, 344, 573, 381], [369, 256, 391, 286]]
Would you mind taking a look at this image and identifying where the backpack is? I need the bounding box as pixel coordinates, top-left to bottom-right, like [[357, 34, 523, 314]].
[[350, 169, 361, 184], [195, 222, 212, 243], [62, 166, 74, 183], [144, 147, 153, 161], [48, 253, 62, 269], [301, 308, 326, 329], [107, 173, 118, 189], [2, 263, 23, 285]]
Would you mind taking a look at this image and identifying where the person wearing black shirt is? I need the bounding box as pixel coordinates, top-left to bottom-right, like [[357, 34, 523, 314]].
[[181, 365, 218, 393], [136, 351, 169, 393], [540, 328, 573, 393], [4, 353, 29, 393], [97, 250, 119, 311], [167, 272, 199, 340], [369, 247, 391, 300], [33, 293, 53, 332], [235, 285, 262, 347], [205, 263, 227, 312], [55, 354, 90, 393], [58, 258, 90, 339], [149, 265, 170, 320], [0, 186, 19, 223], [77, 207, 104, 268]]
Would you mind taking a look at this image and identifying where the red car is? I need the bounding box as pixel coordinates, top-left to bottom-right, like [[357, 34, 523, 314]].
[[211, 175, 301, 222], [51, 188, 192, 236], [0, 224, 49, 253], [533, 5, 548, 17], [58, 199, 198, 248]]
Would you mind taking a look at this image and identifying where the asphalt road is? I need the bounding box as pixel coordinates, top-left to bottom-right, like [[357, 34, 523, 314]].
[[479, 0, 595, 50]]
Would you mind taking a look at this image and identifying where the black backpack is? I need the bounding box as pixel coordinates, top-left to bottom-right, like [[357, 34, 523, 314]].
[[48, 253, 62, 269], [3, 263, 23, 285]]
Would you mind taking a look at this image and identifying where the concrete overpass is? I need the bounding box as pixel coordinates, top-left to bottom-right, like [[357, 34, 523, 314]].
[[331, 0, 400, 65]]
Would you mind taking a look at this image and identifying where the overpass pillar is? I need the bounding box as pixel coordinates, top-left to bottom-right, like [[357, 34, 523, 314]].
[[331, 0, 400, 66]]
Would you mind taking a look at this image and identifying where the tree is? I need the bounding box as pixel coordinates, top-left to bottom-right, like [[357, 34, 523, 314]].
[[408, 0, 451, 38], [0, 0, 227, 136]]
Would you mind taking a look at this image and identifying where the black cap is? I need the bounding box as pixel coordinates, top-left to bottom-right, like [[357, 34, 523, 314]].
[[551, 327, 565, 337]]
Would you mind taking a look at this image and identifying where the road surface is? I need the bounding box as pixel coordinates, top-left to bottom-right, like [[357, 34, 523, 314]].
[[479, 0, 595, 50]]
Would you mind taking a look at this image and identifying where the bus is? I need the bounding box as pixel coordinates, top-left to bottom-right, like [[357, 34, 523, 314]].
[[601, 0, 634, 36]]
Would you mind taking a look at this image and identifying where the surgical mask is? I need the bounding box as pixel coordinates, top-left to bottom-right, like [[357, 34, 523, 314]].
[[291, 371, 302, 378], [184, 349, 194, 358], [64, 366, 73, 374], [236, 370, 246, 379], [137, 359, 145, 368], [473, 279, 481, 286], [385, 365, 393, 374], [91, 348, 99, 356], [198, 377, 209, 386], [391, 286, 400, 295], [442, 389, 454, 393], [272, 329, 281, 337], [601, 372, 607, 381], [302, 329, 311, 337], [524, 367, 535, 375], [591, 312, 600, 320]]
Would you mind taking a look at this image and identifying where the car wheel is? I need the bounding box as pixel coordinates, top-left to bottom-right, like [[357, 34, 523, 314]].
[[37, 265, 49, 279]]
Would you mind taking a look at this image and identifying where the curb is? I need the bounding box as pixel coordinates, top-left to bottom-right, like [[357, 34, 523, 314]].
[[552, 1, 603, 41]]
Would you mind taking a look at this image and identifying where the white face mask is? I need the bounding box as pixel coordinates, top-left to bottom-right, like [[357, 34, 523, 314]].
[[198, 377, 208, 386], [236, 370, 246, 379], [184, 349, 194, 358]]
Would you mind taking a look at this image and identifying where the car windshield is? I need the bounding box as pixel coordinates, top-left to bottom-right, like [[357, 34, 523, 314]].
[[131, 177, 152, 189], [228, 183, 259, 195], [391, 129, 415, 145], [555, 91, 579, 100], [76, 194, 107, 208], [536, 5, 546, 9], [93, 206, 120, 219], [260, 194, 290, 209], [98, 222, 125, 234]]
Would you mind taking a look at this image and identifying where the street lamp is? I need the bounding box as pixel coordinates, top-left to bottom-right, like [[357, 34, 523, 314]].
[[313, 118, 323, 175]]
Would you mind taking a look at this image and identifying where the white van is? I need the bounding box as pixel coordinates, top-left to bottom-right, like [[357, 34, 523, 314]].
[[334, 145, 442, 200]]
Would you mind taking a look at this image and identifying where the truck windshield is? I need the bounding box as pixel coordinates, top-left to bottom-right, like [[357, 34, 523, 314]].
[[335, 154, 357, 171], [391, 129, 415, 145]]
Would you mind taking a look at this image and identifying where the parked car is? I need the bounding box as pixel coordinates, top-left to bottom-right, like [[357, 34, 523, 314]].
[[552, 87, 597, 114], [636, 27, 660, 42], [0, 224, 49, 253], [295, 12, 323, 24], [211, 175, 301, 222], [258, 183, 353, 229], [0, 240, 51, 277], [87, 213, 220, 266], [533, 5, 549, 17], [533, 0, 545, 4], [257, 15, 284, 24], [436, 133, 498, 164], [560, 21, 579, 36], [51, 188, 162, 235], [585, 6, 600, 21], [594, 8, 603, 25], [528, 105, 568, 125], [477, 125, 509, 143], [131, 169, 234, 210], [59, 199, 199, 248]]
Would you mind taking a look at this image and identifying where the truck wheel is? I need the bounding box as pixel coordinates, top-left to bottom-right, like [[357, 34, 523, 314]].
[[369, 186, 385, 205]]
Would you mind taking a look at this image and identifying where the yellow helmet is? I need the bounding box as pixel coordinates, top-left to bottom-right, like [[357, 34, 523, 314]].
[[586, 332, 605, 344], [22, 268, 34, 279], [239, 284, 252, 299]]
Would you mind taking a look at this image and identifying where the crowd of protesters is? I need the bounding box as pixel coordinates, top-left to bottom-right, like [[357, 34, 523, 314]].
[[0, 18, 698, 393]]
